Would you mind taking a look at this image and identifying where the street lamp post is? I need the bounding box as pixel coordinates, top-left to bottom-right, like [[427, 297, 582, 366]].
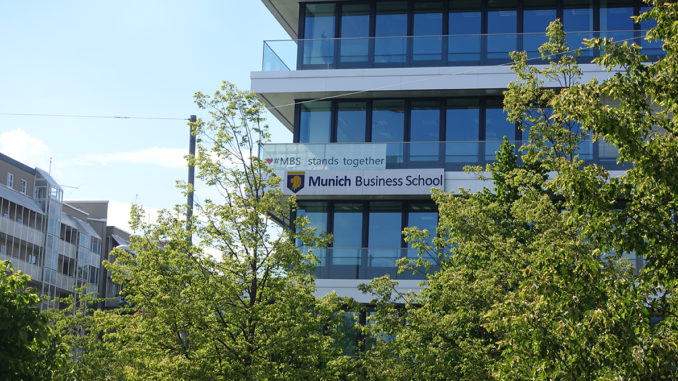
[[187, 115, 197, 240]]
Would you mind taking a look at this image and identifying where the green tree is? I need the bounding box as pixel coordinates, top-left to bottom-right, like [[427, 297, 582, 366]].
[[362, 13, 678, 379], [100, 82, 350, 380], [45, 286, 130, 380], [0, 260, 66, 379]]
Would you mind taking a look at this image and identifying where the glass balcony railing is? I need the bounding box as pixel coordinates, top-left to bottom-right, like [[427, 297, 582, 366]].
[[262, 30, 662, 71], [261, 140, 628, 172], [308, 247, 436, 280]]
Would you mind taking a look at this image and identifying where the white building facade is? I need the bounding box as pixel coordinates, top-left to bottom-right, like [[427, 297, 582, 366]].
[[252, 0, 659, 302]]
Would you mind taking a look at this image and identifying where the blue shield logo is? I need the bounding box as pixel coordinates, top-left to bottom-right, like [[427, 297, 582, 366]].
[[287, 171, 305, 193]]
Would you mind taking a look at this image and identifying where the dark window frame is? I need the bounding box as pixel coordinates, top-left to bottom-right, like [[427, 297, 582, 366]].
[[297, 0, 649, 69]]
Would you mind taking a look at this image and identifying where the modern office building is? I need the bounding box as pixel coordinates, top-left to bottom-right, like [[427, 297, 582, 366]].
[[0, 152, 129, 309], [253, 0, 658, 301]]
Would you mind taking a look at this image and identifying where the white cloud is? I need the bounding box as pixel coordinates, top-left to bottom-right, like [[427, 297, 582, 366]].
[[107, 200, 161, 234], [66, 147, 187, 169], [0, 129, 52, 169]]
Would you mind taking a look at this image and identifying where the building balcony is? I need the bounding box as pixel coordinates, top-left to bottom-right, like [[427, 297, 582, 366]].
[[262, 140, 628, 172], [262, 30, 662, 72], [309, 247, 435, 280], [0, 215, 44, 246]]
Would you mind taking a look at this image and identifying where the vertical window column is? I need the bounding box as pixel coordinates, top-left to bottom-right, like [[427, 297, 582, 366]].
[[296, 201, 329, 265], [446, 98, 480, 168], [487, 0, 518, 61], [302, 3, 336, 67], [331, 203, 363, 267], [413, 1, 444, 63], [409, 100, 442, 163], [372, 100, 406, 167], [374, 1, 408, 64], [484, 99, 516, 161], [563, 0, 594, 56], [336, 101, 367, 142], [298, 101, 332, 143], [523, 0, 557, 59], [340, 3, 371, 65], [368, 201, 403, 268], [600, 0, 635, 44], [448, 1, 481, 63]]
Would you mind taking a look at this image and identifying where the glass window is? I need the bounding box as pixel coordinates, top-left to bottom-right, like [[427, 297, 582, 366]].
[[375, 1, 408, 64], [336, 101, 367, 142], [299, 101, 331, 143], [303, 3, 336, 66], [600, 1, 635, 44], [407, 203, 438, 263], [332, 203, 363, 265], [19, 179, 27, 194], [297, 201, 328, 265], [372, 100, 406, 166], [487, 0, 517, 61], [340, 3, 370, 64], [485, 100, 515, 161], [563, 0, 594, 56], [368, 201, 402, 267], [6, 173, 13, 188], [410, 100, 441, 162], [523, 0, 557, 58], [449, 1, 481, 62], [446, 99, 480, 164], [413, 1, 444, 62]]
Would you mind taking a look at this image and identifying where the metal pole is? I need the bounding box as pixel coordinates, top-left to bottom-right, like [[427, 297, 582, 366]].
[[187, 115, 197, 237]]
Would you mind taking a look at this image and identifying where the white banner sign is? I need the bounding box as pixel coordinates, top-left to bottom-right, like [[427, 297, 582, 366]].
[[262, 143, 387, 170], [280, 169, 444, 196]]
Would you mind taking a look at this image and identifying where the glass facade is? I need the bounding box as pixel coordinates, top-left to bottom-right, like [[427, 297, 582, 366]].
[[282, 1, 647, 285], [299, 101, 332, 143], [449, 1, 481, 62], [295, 96, 623, 170], [293, 0, 658, 69], [297, 200, 438, 279], [340, 3, 371, 64], [375, 1, 408, 64]]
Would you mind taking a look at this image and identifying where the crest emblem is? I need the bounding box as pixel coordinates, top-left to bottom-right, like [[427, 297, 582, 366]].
[[287, 171, 305, 193]]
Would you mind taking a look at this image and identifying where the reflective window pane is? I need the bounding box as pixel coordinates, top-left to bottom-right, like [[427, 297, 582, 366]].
[[375, 2, 408, 64], [449, 1, 481, 62], [485, 101, 515, 161], [601, 1, 634, 44], [369, 202, 402, 267], [410, 101, 441, 162], [297, 202, 328, 265], [340, 3, 370, 63], [523, 0, 556, 59], [407, 203, 438, 263], [372, 100, 406, 166], [303, 3, 336, 66], [299, 101, 331, 143], [487, 0, 517, 61], [332, 203, 363, 265], [563, 0, 593, 56], [413, 1, 443, 62], [337, 101, 367, 142], [446, 99, 479, 164]]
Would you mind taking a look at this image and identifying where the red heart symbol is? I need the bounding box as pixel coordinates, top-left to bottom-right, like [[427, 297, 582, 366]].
[[266, 158, 273, 164]]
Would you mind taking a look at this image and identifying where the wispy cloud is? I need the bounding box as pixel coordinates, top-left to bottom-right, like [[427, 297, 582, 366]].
[[0, 129, 52, 170], [65, 147, 188, 169], [106, 200, 161, 234]]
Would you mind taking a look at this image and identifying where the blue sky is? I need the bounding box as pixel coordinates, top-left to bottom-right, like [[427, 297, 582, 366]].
[[0, 1, 291, 230]]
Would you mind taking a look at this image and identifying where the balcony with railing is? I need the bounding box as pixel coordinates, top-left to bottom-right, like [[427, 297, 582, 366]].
[[308, 247, 436, 280], [262, 140, 627, 172], [262, 30, 662, 71]]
